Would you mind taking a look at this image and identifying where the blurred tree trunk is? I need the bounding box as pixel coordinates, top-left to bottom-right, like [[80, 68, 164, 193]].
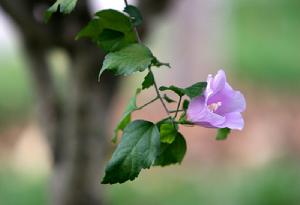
[[0, 0, 174, 204]]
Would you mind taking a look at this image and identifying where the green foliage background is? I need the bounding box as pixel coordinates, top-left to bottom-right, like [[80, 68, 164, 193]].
[[230, 0, 300, 89], [1, 161, 300, 205]]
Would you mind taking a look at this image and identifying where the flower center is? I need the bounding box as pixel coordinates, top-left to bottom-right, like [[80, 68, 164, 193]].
[[207, 102, 222, 112]]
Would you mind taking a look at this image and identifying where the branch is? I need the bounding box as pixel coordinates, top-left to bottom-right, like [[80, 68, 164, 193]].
[[135, 96, 159, 110]]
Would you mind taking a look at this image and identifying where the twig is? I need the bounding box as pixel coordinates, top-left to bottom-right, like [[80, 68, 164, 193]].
[[149, 68, 171, 116], [174, 96, 182, 118], [135, 96, 159, 110]]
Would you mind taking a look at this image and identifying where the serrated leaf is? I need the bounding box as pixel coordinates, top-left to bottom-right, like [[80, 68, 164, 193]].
[[142, 72, 154, 90], [160, 123, 177, 144], [112, 88, 141, 143], [216, 128, 231, 140], [163, 94, 176, 103], [76, 9, 137, 52], [154, 132, 187, 166], [124, 5, 143, 26], [184, 82, 207, 99], [99, 44, 154, 80], [102, 120, 160, 184], [45, 0, 78, 22]]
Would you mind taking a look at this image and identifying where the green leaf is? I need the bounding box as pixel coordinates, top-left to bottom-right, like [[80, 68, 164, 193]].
[[182, 99, 190, 111], [142, 71, 154, 90], [124, 5, 143, 26], [184, 82, 207, 99], [216, 128, 231, 141], [159, 123, 177, 144], [152, 57, 171, 68], [76, 9, 137, 52], [102, 120, 160, 184], [159, 85, 185, 97], [154, 132, 187, 166], [163, 94, 176, 103], [157, 117, 178, 130], [159, 82, 207, 99], [99, 44, 154, 81], [112, 88, 141, 143], [98, 29, 126, 52], [45, 0, 78, 22]]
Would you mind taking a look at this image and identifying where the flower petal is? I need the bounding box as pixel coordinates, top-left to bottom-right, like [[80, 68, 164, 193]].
[[211, 69, 226, 94], [187, 96, 225, 128], [220, 112, 244, 130], [187, 96, 207, 122], [208, 83, 246, 115]]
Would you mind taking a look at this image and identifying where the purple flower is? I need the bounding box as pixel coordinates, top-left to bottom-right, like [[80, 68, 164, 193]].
[[187, 69, 246, 130]]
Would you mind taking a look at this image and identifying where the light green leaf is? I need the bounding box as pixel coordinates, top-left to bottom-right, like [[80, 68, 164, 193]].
[[142, 71, 154, 90], [76, 9, 137, 52], [216, 128, 231, 140], [45, 0, 78, 22], [124, 5, 143, 26], [112, 88, 141, 143], [102, 120, 160, 184], [154, 132, 187, 166], [99, 44, 154, 80], [159, 123, 177, 144]]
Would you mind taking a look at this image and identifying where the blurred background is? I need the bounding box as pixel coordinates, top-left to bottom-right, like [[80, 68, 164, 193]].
[[1, 0, 300, 205]]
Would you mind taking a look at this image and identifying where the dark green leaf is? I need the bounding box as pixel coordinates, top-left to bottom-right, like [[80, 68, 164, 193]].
[[184, 82, 207, 99], [99, 44, 154, 80], [159, 82, 207, 99], [182, 99, 190, 110], [98, 29, 125, 52], [154, 132, 187, 166], [159, 123, 177, 144], [45, 0, 78, 22], [76, 9, 137, 52], [142, 72, 154, 90], [163, 94, 176, 103], [102, 120, 160, 184], [216, 128, 231, 140], [76, 18, 104, 40], [124, 5, 143, 26], [152, 57, 171, 68], [112, 88, 141, 143], [159, 85, 185, 97]]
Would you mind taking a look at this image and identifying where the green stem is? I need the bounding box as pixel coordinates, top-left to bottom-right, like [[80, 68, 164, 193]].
[[123, 0, 141, 43], [174, 96, 182, 119], [169, 109, 184, 114], [149, 68, 171, 116], [123, 0, 171, 118], [174, 121, 194, 125], [135, 96, 159, 110]]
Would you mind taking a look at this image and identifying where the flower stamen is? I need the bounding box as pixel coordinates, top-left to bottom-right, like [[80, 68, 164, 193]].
[[208, 102, 222, 112]]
